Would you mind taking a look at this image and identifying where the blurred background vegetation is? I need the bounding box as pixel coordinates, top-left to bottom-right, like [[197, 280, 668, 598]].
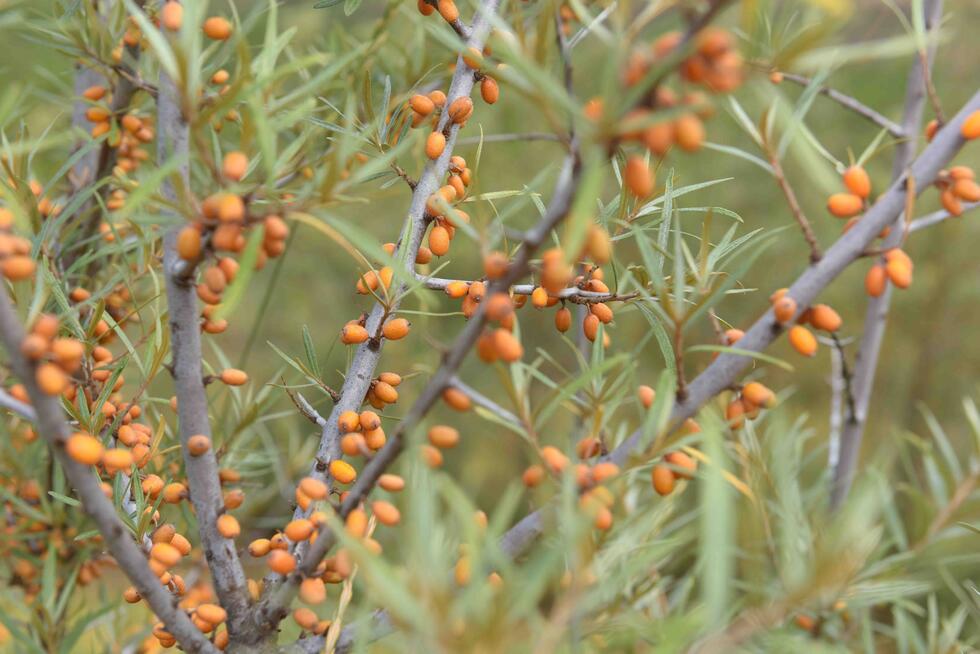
[[0, 0, 978, 650]]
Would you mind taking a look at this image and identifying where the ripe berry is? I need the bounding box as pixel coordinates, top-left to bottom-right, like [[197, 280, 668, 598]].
[[220, 368, 248, 386], [186, 434, 211, 456], [382, 318, 410, 340], [329, 460, 357, 484], [788, 325, 817, 357], [624, 156, 654, 197], [65, 433, 104, 465], [222, 151, 248, 181], [428, 424, 460, 449], [865, 264, 886, 297], [203, 16, 232, 40], [827, 193, 863, 218], [961, 110, 980, 140], [773, 296, 797, 323], [808, 304, 841, 332], [652, 464, 675, 496], [842, 166, 871, 199], [425, 132, 446, 160], [216, 514, 240, 538]]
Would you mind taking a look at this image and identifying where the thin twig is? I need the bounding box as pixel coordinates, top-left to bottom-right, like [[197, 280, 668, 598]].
[[778, 71, 907, 138], [0, 388, 38, 422], [412, 272, 640, 304], [909, 200, 979, 232], [455, 132, 565, 146], [766, 142, 822, 262]]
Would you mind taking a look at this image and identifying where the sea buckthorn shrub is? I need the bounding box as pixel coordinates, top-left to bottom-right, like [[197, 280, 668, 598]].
[[0, 0, 978, 652]]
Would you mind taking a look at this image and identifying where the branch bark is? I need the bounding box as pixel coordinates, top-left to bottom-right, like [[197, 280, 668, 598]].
[[0, 292, 218, 654], [779, 71, 907, 138], [157, 71, 253, 637], [830, 0, 945, 509]]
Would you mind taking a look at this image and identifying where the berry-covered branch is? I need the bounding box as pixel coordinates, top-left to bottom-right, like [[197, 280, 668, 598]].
[[158, 68, 253, 637], [0, 290, 219, 654]]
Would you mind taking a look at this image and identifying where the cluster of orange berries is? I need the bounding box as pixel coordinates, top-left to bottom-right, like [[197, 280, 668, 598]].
[[3, 477, 110, 602], [927, 110, 980, 214], [416, 0, 463, 27], [936, 166, 980, 216], [724, 380, 776, 431], [245, 473, 402, 632], [157, 2, 234, 42], [175, 152, 289, 322], [769, 289, 842, 357], [424, 155, 476, 258], [827, 166, 871, 219], [613, 29, 744, 198], [865, 248, 913, 297], [0, 207, 37, 282]]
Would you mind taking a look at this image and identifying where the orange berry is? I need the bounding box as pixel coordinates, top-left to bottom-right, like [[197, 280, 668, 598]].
[[187, 434, 211, 456], [220, 368, 248, 386], [217, 194, 245, 222], [160, 1, 183, 31], [624, 156, 654, 197], [248, 538, 271, 557], [961, 110, 980, 140], [82, 85, 106, 101], [216, 514, 240, 539], [447, 97, 473, 124], [773, 296, 797, 323], [162, 482, 187, 504], [437, 0, 458, 22], [428, 424, 460, 449], [522, 464, 545, 487], [808, 304, 841, 332], [176, 226, 202, 261], [299, 577, 327, 604], [554, 306, 571, 332], [425, 131, 446, 160], [865, 264, 887, 297], [673, 114, 704, 152], [337, 410, 360, 433], [197, 604, 227, 626], [788, 325, 817, 356], [741, 381, 774, 408], [363, 473, 403, 499], [583, 313, 600, 341], [372, 500, 401, 526], [827, 193, 863, 218], [382, 318, 410, 340], [150, 542, 182, 568], [36, 363, 68, 396], [481, 77, 499, 104], [540, 446, 569, 473], [652, 464, 675, 495], [953, 179, 980, 202], [222, 151, 248, 181], [885, 256, 912, 289], [492, 328, 523, 362], [2, 256, 36, 281], [664, 450, 697, 479], [267, 549, 297, 574], [409, 94, 435, 116], [842, 166, 871, 199], [637, 384, 655, 408], [65, 433, 104, 465], [329, 459, 356, 484], [428, 225, 450, 256], [203, 16, 232, 40], [284, 519, 315, 542], [341, 323, 370, 345]]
